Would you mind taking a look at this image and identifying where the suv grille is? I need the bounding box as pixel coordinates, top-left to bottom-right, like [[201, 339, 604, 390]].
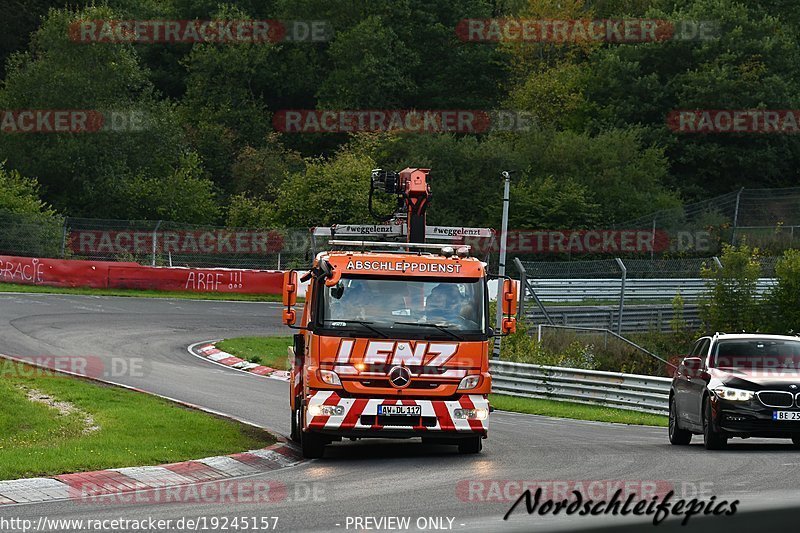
[[757, 391, 794, 408]]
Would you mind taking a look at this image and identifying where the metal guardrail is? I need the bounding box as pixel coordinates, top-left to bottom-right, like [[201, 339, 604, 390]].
[[527, 278, 777, 303], [526, 304, 701, 333], [490, 360, 671, 415]]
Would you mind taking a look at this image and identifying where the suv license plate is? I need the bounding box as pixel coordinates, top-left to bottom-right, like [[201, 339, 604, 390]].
[[773, 411, 800, 420], [378, 405, 421, 416]]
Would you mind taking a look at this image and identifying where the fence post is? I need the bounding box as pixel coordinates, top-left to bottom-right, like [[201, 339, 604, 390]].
[[60, 218, 68, 258], [615, 257, 627, 335], [151, 220, 162, 267], [731, 187, 744, 244], [650, 217, 656, 261], [514, 258, 554, 325], [514, 257, 526, 319]]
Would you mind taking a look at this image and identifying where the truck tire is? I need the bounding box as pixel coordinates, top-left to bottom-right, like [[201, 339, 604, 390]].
[[290, 404, 301, 443], [300, 406, 326, 458], [301, 431, 326, 458], [458, 436, 482, 454]]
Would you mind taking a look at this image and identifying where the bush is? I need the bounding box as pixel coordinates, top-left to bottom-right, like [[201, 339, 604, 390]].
[[699, 244, 762, 333], [0, 164, 63, 258], [769, 249, 800, 333]]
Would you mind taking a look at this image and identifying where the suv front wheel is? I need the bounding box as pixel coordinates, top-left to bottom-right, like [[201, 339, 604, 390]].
[[668, 397, 692, 445], [703, 397, 728, 450]]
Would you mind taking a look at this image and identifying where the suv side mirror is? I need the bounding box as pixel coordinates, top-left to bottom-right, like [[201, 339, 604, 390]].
[[283, 270, 298, 326], [681, 357, 708, 379], [683, 357, 702, 370], [501, 279, 518, 334]]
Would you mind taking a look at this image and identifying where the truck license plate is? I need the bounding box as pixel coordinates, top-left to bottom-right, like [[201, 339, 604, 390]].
[[378, 405, 421, 416], [773, 411, 800, 420]]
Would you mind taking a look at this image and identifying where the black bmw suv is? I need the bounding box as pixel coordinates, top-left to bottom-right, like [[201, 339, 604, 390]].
[[670, 333, 800, 449]]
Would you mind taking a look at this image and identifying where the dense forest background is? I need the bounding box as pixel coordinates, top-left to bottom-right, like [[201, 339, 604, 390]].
[[1, 0, 799, 231]]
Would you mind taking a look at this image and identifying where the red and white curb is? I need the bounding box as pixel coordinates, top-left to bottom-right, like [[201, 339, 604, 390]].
[[0, 443, 302, 505], [189, 340, 290, 381], [0, 352, 303, 506]]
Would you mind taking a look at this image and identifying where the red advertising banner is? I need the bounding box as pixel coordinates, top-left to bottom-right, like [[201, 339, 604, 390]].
[[0, 255, 282, 295]]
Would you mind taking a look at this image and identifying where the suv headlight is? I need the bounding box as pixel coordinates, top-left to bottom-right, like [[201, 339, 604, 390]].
[[319, 369, 341, 386], [458, 375, 480, 390], [714, 386, 754, 401]]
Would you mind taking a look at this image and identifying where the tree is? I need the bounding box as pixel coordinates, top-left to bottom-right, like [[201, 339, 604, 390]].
[[769, 249, 800, 333], [0, 163, 57, 219], [508, 128, 680, 224], [0, 6, 205, 219], [700, 244, 763, 333], [269, 147, 387, 227], [110, 153, 220, 224], [0, 163, 63, 257], [230, 134, 305, 199], [579, 0, 800, 198], [316, 16, 419, 109], [508, 176, 599, 229]]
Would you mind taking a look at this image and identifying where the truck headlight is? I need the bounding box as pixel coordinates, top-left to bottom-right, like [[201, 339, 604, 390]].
[[319, 369, 341, 386], [308, 404, 344, 417], [714, 386, 754, 401], [458, 375, 480, 390], [454, 408, 489, 420]]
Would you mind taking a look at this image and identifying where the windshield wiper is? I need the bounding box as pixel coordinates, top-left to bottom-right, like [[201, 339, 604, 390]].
[[392, 321, 464, 341], [322, 319, 388, 338]]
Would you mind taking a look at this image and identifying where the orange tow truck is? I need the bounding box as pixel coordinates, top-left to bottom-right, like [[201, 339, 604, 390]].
[[281, 168, 518, 458]]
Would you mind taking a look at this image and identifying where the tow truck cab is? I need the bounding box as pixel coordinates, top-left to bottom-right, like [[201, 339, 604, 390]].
[[282, 247, 518, 458]]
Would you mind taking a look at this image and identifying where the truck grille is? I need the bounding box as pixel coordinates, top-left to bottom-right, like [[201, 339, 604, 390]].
[[756, 391, 794, 408], [359, 379, 441, 390]]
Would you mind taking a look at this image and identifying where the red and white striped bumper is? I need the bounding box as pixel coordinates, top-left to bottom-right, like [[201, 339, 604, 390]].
[[305, 391, 488, 435]]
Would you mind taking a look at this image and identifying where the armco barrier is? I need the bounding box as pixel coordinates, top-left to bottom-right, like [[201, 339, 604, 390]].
[[490, 360, 671, 415], [0, 255, 283, 295]]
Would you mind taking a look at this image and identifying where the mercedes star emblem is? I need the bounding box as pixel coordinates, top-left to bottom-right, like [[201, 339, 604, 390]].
[[388, 366, 411, 389]]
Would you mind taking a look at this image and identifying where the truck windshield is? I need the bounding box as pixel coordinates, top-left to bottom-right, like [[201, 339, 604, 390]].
[[321, 277, 486, 334]]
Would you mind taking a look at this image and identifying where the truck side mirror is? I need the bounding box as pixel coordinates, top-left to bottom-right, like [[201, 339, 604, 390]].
[[324, 263, 342, 287], [501, 279, 518, 334], [283, 270, 298, 326]]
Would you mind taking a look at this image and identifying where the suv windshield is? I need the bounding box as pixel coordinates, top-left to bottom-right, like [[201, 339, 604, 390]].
[[710, 339, 800, 369], [321, 277, 485, 334]]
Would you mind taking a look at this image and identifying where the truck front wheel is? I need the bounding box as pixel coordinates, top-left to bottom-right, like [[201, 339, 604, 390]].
[[290, 404, 301, 443], [301, 430, 326, 458], [300, 406, 326, 458], [457, 436, 482, 454]]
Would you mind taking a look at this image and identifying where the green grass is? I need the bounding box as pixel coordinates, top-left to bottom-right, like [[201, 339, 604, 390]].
[[216, 336, 293, 370], [0, 282, 287, 302], [0, 360, 274, 480], [490, 394, 668, 427]]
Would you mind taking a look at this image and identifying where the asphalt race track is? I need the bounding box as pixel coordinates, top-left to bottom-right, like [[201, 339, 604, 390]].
[[0, 294, 798, 532]]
